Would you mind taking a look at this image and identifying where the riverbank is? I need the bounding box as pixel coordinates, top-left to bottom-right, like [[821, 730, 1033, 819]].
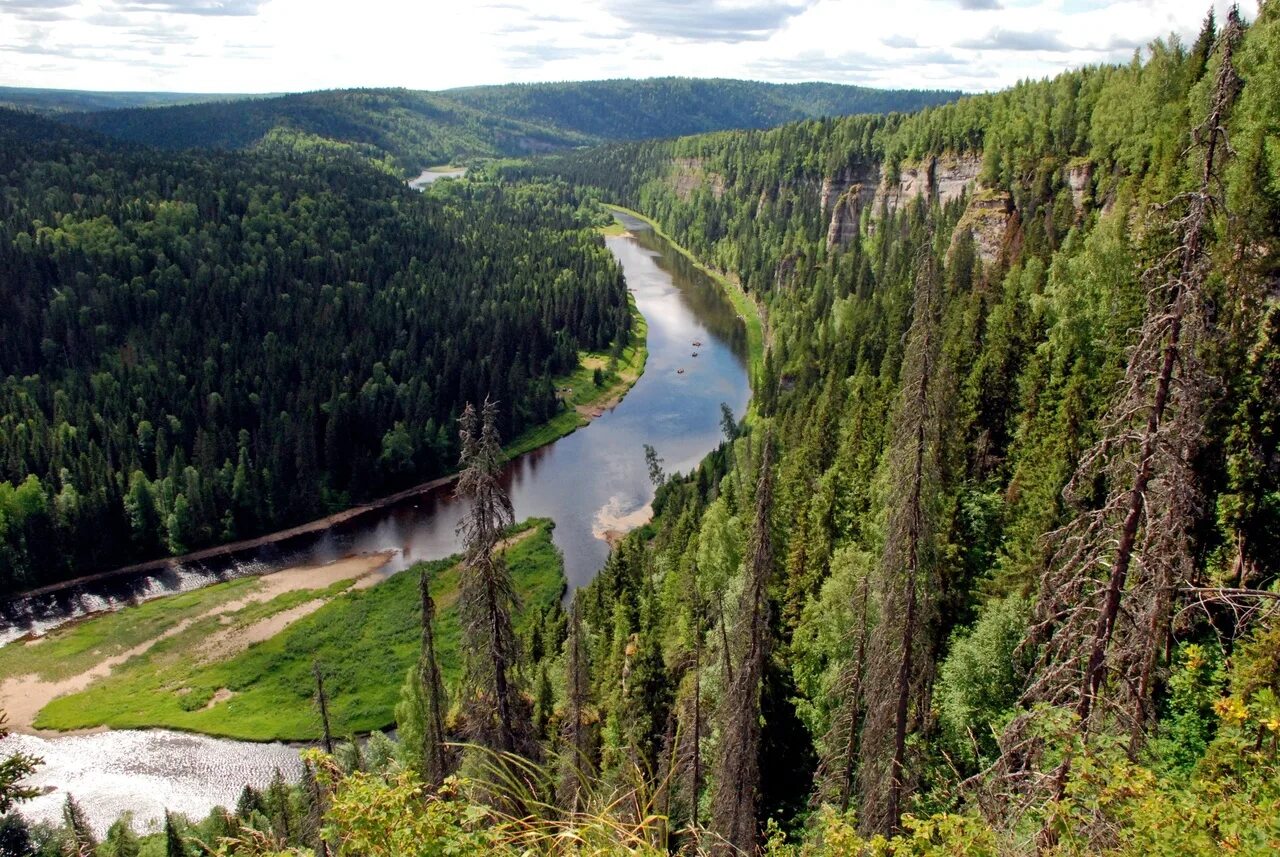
[[604, 204, 764, 381], [5, 290, 646, 620], [7, 520, 561, 741], [503, 288, 647, 458]]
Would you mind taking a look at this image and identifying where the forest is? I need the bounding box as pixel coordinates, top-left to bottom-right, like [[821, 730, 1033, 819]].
[[2, 4, 1279, 855], [0, 111, 631, 595], [55, 79, 959, 176]]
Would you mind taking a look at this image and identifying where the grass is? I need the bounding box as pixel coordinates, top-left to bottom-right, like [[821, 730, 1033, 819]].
[[34, 519, 566, 741], [504, 292, 647, 458], [604, 204, 764, 382], [0, 577, 261, 683]]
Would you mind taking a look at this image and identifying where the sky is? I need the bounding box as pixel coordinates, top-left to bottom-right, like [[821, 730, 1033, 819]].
[[0, 0, 1258, 95]]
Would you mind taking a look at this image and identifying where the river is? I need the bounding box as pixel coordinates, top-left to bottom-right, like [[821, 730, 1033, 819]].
[[0, 212, 751, 835]]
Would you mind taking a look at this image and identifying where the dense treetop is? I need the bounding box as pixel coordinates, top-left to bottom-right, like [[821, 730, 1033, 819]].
[[0, 109, 630, 595], [43, 79, 960, 175]]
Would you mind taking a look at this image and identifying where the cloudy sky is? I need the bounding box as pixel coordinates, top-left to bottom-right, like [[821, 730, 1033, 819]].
[[0, 0, 1256, 95]]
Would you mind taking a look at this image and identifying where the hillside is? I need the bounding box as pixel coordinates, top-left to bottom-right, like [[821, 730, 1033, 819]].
[[484, 8, 1280, 851], [0, 109, 630, 596], [0, 86, 256, 115], [54, 79, 960, 174], [443, 77, 960, 142], [64, 88, 587, 175]]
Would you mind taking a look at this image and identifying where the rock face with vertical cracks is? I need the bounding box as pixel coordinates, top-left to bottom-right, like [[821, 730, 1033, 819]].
[[953, 190, 1015, 265], [872, 153, 983, 215]]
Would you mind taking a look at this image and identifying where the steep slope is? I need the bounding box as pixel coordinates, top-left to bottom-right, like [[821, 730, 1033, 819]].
[[498, 8, 1280, 849]]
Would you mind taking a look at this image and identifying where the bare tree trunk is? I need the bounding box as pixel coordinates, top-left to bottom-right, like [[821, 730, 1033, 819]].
[[710, 435, 775, 855], [313, 661, 333, 755], [419, 572, 450, 788], [858, 245, 942, 835], [988, 15, 1245, 839], [455, 398, 527, 760]]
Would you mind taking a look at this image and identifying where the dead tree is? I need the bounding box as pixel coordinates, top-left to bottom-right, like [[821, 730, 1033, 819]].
[[558, 597, 596, 812], [858, 246, 944, 834], [313, 660, 334, 755], [710, 434, 776, 855], [814, 572, 871, 812], [455, 398, 529, 758], [988, 10, 1245, 828], [419, 571, 451, 788]]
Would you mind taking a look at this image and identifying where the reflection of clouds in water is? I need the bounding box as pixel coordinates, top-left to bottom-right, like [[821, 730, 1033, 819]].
[[592, 495, 654, 540]]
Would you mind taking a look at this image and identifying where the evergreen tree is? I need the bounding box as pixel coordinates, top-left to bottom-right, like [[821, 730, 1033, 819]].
[[858, 246, 944, 835], [455, 399, 530, 758], [710, 433, 775, 854], [61, 795, 95, 857]]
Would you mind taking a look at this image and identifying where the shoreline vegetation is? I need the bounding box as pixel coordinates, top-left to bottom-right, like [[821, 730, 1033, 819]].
[[604, 203, 764, 381], [5, 264, 647, 608], [3, 519, 563, 741]]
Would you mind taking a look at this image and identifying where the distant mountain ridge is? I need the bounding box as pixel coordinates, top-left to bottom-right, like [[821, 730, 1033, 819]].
[[0, 85, 259, 114], [16, 78, 962, 174]]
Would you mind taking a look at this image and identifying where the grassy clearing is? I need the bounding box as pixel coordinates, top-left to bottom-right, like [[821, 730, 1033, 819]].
[[604, 204, 764, 381], [35, 519, 565, 741], [505, 293, 647, 458], [0, 577, 260, 683], [597, 220, 629, 237]]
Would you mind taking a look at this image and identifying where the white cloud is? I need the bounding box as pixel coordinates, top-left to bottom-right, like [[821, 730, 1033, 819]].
[[0, 0, 1258, 94]]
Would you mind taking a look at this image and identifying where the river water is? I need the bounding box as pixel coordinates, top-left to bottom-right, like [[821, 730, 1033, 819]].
[[1, 212, 750, 834]]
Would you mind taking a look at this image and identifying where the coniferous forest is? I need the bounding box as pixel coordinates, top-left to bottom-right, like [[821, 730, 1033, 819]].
[[1, 4, 1279, 856], [0, 112, 629, 594]]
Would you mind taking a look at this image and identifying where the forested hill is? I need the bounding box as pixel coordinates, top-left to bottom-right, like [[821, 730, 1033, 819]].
[[0, 86, 253, 115], [55, 79, 960, 175], [484, 7, 1279, 851], [443, 77, 961, 142], [64, 88, 589, 176], [0, 108, 631, 596]]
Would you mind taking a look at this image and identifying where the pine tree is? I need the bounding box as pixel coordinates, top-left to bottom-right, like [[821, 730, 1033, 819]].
[[995, 9, 1247, 829], [102, 814, 141, 857], [558, 597, 595, 812], [163, 810, 184, 857], [62, 794, 97, 857], [710, 433, 775, 855], [418, 570, 451, 788], [858, 245, 944, 835], [455, 398, 530, 758]]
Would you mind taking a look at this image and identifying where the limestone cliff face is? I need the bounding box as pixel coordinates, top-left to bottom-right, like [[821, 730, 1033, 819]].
[[872, 153, 983, 215], [668, 157, 725, 201], [820, 165, 879, 214], [1067, 160, 1093, 210], [826, 184, 872, 248], [952, 190, 1014, 265]]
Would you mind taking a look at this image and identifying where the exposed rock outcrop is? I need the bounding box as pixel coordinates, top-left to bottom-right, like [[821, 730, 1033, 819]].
[[820, 164, 880, 214], [1067, 160, 1093, 210], [872, 153, 983, 215], [826, 184, 872, 249], [952, 190, 1014, 265], [933, 153, 982, 207], [669, 157, 726, 201]]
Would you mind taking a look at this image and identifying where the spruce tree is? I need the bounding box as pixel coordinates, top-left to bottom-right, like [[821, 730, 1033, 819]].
[[61, 794, 96, 857], [858, 245, 944, 835], [455, 398, 530, 758], [710, 433, 775, 855]]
